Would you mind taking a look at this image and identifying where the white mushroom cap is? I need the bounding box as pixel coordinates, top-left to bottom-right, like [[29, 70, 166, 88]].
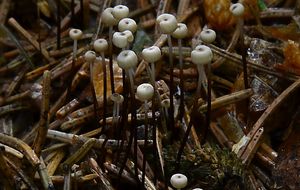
[[84, 50, 96, 62], [118, 18, 137, 33], [117, 50, 138, 70], [230, 3, 245, 17], [172, 23, 188, 39], [93, 38, 108, 53], [112, 5, 129, 20], [191, 45, 213, 65], [69, 28, 83, 40], [156, 13, 178, 34], [101, 7, 118, 26], [111, 93, 124, 103], [112, 30, 134, 48], [192, 188, 203, 190], [136, 83, 154, 101], [142, 46, 161, 63], [170, 173, 188, 189], [200, 29, 216, 44], [161, 99, 170, 108]]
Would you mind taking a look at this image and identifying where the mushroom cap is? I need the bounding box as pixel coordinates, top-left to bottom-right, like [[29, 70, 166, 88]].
[[111, 93, 124, 103], [142, 46, 162, 63], [118, 18, 137, 33], [101, 7, 118, 26], [112, 5, 129, 20], [69, 28, 83, 40], [170, 173, 188, 189], [200, 29, 216, 44], [156, 13, 178, 34], [136, 83, 154, 102], [172, 23, 188, 39], [191, 45, 213, 65], [117, 50, 138, 70], [112, 30, 134, 48], [84, 50, 96, 62], [230, 3, 245, 17], [93, 38, 108, 53], [192, 188, 203, 190]]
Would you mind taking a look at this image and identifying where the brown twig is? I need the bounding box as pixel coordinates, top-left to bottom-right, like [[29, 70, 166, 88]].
[[33, 70, 51, 157]]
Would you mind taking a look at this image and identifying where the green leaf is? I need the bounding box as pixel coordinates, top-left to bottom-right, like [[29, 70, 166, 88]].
[[258, 0, 267, 11]]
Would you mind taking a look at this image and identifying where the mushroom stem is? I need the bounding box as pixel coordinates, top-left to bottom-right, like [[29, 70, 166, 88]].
[[196, 64, 205, 95], [142, 100, 149, 187], [178, 38, 184, 121], [203, 61, 211, 144], [101, 52, 107, 129], [72, 39, 77, 69], [151, 62, 155, 82], [167, 34, 175, 130], [89, 59, 100, 125], [109, 26, 115, 93]]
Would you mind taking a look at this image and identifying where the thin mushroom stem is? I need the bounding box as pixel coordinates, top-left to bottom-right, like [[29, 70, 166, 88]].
[[151, 62, 155, 82], [109, 26, 115, 93], [202, 62, 211, 144], [101, 52, 107, 129], [178, 38, 184, 121], [167, 34, 175, 131], [89, 60, 99, 125], [72, 39, 77, 68], [196, 64, 205, 95], [142, 100, 149, 187]]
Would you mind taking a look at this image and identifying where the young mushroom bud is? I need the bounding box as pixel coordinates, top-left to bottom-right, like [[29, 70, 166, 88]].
[[156, 13, 178, 34], [93, 38, 108, 53], [200, 29, 216, 44], [191, 45, 213, 65], [136, 83, 154, 102], [142, 46, 161, 82], [118, 18, 137, 33], [69, 28, 83, 41], [84, 50, 96, 63], [171, 23, 188, 39], [102, 8, 118, 26], [142, 46, 161, 63], [112, 30, 134, 49], [117, 50, 138, 70], [170, 173, 188, 190], [230, 3, 245, 17], [112, 5, 129, 21]]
